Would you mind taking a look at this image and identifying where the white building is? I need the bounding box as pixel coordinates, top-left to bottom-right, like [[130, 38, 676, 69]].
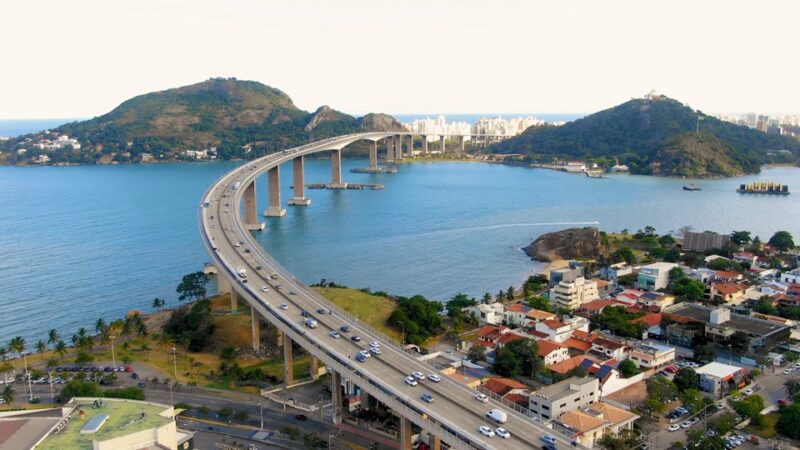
[[529, 377, 600, 421], [550, 277, 600, 310], [534, 317, 590, 343], [465, 302, 505, 325], [781, 268, 800, 285], [637, 262, 678, 291]]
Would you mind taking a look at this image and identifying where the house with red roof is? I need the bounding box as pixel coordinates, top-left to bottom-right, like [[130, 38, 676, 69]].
[[710, 282, 748, 304], [732, 252, 758, 266], [534, 316, 590, 343], [538, 339, 570, 366], [589, 337, 629, 361], [713, 271, 743, 283], [482, 377, 530, 396]]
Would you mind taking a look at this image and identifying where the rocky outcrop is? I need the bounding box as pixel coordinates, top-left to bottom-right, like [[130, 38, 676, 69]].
[[524, 227, 604, 262], [358, 113, 405, 132], [304, 105, 351, 132]]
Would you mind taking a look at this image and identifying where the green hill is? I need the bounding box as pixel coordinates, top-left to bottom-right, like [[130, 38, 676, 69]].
[[492, 95, 800, 177], [2, 78, 404, 164]]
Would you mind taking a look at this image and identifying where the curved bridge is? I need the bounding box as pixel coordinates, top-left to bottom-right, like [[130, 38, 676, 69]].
[[198, 132, 578, 450]]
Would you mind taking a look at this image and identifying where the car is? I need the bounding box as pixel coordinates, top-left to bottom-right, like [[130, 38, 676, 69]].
[[421, 392, 434, 403], [690, 417, 700, 425], [280, 304, 288, 310], [255, 265, 263, 270], [137, 382, 146, 388], [329, 331, 340, 339], [478, 426, 495, 437], [289, 290, 297, 295], [676, 407, 688, 414], [412, 371, 424, 380], [339, 325, 350, 333], [260, 286, 269, 292], [668, 424, 680, 432], [540, 435, 557, 445], [304, 318, 318, 328], [295, 414, 308, 421], [369, 347, 382, 355], [707, 430, 716, 437], [778, 399, 790, 406], [350, 335, 361, 342], [475, 393, 489, 403], [131, 372, 139, 379], [743, 388, 754, 395], [495, 427, 510, 439], [717, 402, 725, 410], [543, 446, 557, 450], [784, 368, 793, 375], [794, 362, 800, 368], [427, 374, 441, 382], [355, 353, 367, 362], [369, 341, 380, 348], [359, 350, 370, 358], [681, 421, 691, 429], [405, 376, 418, 386], [244, 248, 251, 253], [301, 310, 310, 317]]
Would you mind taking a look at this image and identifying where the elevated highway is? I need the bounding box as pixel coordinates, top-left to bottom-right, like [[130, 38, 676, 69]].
[[199, 132, 580, 450]]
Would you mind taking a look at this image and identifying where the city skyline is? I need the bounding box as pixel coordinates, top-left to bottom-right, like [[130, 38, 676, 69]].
[[3, 0, 800, 119]]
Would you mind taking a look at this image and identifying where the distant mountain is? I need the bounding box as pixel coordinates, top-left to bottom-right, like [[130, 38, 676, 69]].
[[492, 95, 800, 177], [0, 78, 404, 165]]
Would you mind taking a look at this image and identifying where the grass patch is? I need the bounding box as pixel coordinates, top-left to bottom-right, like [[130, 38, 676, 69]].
[[745, 413, 778, 439], [315, 287, 401, 341]]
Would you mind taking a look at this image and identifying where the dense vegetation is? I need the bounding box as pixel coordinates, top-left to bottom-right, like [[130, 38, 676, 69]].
[[163, 298, 216, 351], [388, 295, 443, 345], [1, 78, 404, 164], [492, 95, 800, 177]]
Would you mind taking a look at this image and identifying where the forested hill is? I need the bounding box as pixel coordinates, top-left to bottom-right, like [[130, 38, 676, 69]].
[[491, 95, 800, 177], [1, 78, 404, 164]]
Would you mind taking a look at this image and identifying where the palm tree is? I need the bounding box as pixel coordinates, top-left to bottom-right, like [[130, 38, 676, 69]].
[[158, 332, 174, 349], [54, 341, 67, 360], [152, 297, 165, 311], [1, 385, 13, 408], [105, 320, 124, 367], [0, 346, 6, 362], [95, 319, 106, 334], [47, 329, 59, 347], [35, 340, 47, 360], [481, 292, 492, 304], [8, 337, 29, 401]]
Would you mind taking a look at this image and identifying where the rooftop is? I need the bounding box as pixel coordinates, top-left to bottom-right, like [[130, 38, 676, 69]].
[[37, 398, 173, 450], [534, 376, 598, 401], [695, 362, 744, 380], [665, 303, 789, 336]]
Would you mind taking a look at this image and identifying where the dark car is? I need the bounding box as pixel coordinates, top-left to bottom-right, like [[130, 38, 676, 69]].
[[137, 382, 146, 388], [543, 445, 558, 450], [295, 414, 308, 421], [131, 372, 139, 379], [350, 335, 361, 342], [339, 325, 350, 333], [301, 310, 310, 317], [255, 265, 263, 270], [316, 308, 327, 315]]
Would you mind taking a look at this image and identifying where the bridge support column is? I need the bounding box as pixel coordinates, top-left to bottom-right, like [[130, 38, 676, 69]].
[[309, 356, 320, 379], [230, 289, 238, 314], [384, 138, 394, 162], [250, 305, 260, 351], [440, 135, 446, 154], [330, 149, 346, 188], [361, 389, 371, 410], [369, 140, 378, 169], [400, 417, 413, 450], [264, 166, 286, 217], [394, 135, 403, 161], [422, 136, 428, 155], [244, 180, 265, 230], [215, 266, 231, 294], [331, 371, 343, 424], [288, 155, 311, 206], [430, 433, 441, 450], [459, 135, 465, 155], [406, 134, 414, 157], [283, 335, 294, 385]]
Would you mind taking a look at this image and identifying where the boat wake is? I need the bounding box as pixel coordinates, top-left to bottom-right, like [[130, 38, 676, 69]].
[[406, 221, 601, 239]]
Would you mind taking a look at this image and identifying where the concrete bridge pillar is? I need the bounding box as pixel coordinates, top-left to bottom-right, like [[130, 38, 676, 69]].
[[361, 388, 371, 410], [309, 356, 320, 379], [400, 417, 413, 450], [394, 135, 403, 161], [406, 134, 414, 157], [459, 135, 465, 155], [384, 138, 394, 162], [330, 149, 346, 188], [288, 156, 311, 206], [264, 166, 286, 217], [422, 136, 428, 155], [283, 335, 294, 385], [230, 289, 239, 314], [440, 135, 446, 154], [244, 180, 265, 230], [331, 371, 343, 424], [430, 433, 441, 450], [215, 266, 231, 294], [250, 305, 260, 351], [369, 140, 378, 169]]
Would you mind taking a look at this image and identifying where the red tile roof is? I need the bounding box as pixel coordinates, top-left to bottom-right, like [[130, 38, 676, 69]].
[[541, 319, 568, 330], [631, 312, 662, 328], [537, 339, 566, 357], [714, 270, 741, 279], [471, 339, 496, 349], [593, 337, 625, 350], [713, 282, 747, 296], [580, 299, 628, 313], [503, 393, 530, 407], [482, 377, 529, 396], [505, 303, 530, 312], [547, 355, 588, 373], [497, 333, 526, 345]]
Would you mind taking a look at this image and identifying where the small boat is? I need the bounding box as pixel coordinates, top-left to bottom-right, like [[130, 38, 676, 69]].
[[683, 184, 701, 191]]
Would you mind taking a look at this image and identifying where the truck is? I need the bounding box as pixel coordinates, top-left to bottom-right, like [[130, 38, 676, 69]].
[[486, 409, 507, 424], [237, 268, 247, 279]]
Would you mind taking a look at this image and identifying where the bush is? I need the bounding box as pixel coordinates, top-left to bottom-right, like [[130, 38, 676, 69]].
[[104, 387, 145, 400], [59, 379, 103, 402]]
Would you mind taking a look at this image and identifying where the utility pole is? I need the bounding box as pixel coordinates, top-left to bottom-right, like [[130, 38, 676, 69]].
[[258, 402, 263, 430], [172, 346, 178, 381]]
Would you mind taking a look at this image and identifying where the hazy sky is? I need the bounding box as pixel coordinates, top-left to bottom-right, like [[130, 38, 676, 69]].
[[3, 0, 798, 119]]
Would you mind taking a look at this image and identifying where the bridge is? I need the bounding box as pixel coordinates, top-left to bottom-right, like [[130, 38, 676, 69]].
[[198, 132, 579, 450]]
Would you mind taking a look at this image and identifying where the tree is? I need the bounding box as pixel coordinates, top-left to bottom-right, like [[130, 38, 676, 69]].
[[281, 425, 301, 441], [220, 347, 237, 362], [35, 340, 47, 360], [176, 272, 209, 302], [618, 360, 640, 378], [673, 277, 706, 302], [47, 329, 59, 347], [768, 231, 795, 252], [446, 293, 476, 317], [527, 296, 552, 312], [753, 296, 777, 315], [105, 320, 124, 367], [217, 407, 233, 419], [481, 292, 492, 304], [730, 231, 752, 246], [104, 387, 145, 400], [693, 344, 716, 363], [233, 410, 249, 422], [712, 412, 737, 434], [686, 429, 726, 450], [674, 368, 699, 391], [303, 432, 321, 449], [785, 379, 800, 398], [152, 297, 166, 310], [777, 403, 800, 439], [614, 246, 636, 264], [54, 340, 67, 359], [506, 286, 515, 302], [732, 395, 765, 425], [59, 379, 102, 402], [1, 385, 13, 408], [467, 345, 486, 363], [95, 318, 106, 334]]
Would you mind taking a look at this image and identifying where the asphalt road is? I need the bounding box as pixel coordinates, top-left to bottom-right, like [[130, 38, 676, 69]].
[[200, 133, 579, 450]]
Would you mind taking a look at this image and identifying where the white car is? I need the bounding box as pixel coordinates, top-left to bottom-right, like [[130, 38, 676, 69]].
[[427, 374, 441, 382], [743, 388, 754, 396], [478, 426, 495, 437], [794, 362, 800, 368], [369, 341, 380, 348], [412, 371, 425, 380], [329, 331, 340, 339], [359, 350, 371, 358], [495, 427, 510, 439], [280, 304, 288, 310], [784, 368, 793, 375], [260, 286, 269, 292], [475, 393, 489, 403], [369, 346, 382, 355], [668, 424, 680, 432], [680, 421, 691, 429], [405, 376, 418, 386]]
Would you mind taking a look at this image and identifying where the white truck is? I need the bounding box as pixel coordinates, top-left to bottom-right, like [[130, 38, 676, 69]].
[[237, 268, 247, 279], [486, 409, 507, 424]]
